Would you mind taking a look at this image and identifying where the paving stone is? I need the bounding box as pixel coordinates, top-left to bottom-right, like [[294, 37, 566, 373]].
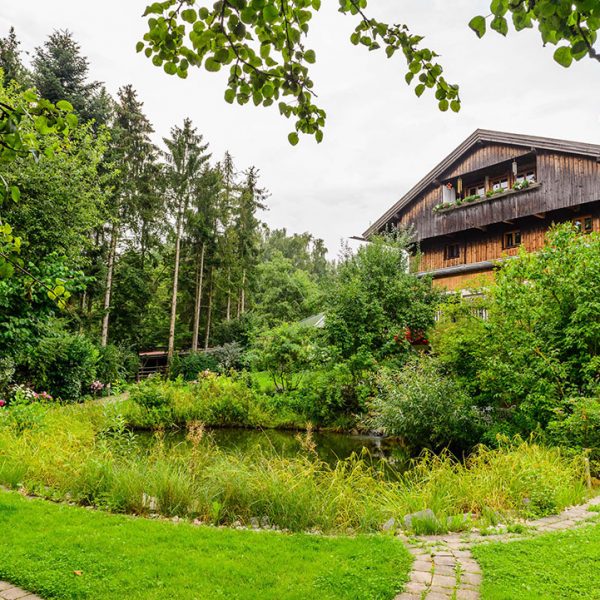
[[411, 570, 433, 584], [1, 589, 31, 600], [459, 560, 481, 574], [431, 574, 456, 588], [394, 593, 421, 600], [428, 593, 453, 600], [412, 560, 432, 571], [0, 585, 13, 592], [461, 573, 482, 586], [434, 564, 456, 576], [433, 556, 456, 567], [429, 585, 456, 595], [455, 589, 480, 599], [404, 581, 428, 594]]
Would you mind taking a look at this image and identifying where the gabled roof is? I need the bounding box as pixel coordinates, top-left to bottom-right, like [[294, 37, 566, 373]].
[[363, 129, 600, 238]]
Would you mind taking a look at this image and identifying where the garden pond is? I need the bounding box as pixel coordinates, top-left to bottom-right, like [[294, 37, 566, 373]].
[[133, 427, 411, 470]]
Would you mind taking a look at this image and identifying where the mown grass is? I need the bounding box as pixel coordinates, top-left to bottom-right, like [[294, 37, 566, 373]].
[[0, 490, 411, 600], [0, 401, 590, 534], [473, 520, 600, 599]]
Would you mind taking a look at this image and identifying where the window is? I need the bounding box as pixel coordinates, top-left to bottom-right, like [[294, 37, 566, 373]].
[[444, 243, 460, 260], [466, 182, 485, 197], [503, 230, 522, 249], [516, 169, 536, 184], [491, 176, 509, 192], [572, 215, 594, 233]]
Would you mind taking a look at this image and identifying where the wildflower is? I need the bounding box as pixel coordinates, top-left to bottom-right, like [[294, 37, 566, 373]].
[[0, 399, 6, 407]]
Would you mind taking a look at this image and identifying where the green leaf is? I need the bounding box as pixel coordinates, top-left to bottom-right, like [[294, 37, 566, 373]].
[[553, 46, 573, 68], [224, 89, 236, 104], [288, 132, 299, 146], [490, 0, 508, 17], [205, 58, 221, 72], [164, 62, 177, 75], [56, 100, 74, 112], [438, 99, 449, 112], [490, 16, 508, 36], [315, 130, 323, 143], [304, 49, 316, 64], [181, 9, 197, 23], [136, 41, 144, 53], [469, 15, 487, 38], [450, 100, 460, 113], [10, 186, 20, 202], [263, 5, 279, 22], [414, 84, 426, 97]]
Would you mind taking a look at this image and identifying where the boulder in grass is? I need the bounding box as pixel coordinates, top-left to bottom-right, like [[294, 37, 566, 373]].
[[404, 509, 436, 529], [382, 517, 396, 532]]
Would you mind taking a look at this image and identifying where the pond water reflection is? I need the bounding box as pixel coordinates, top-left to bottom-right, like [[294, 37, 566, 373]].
[[134, 427, 410, 471]]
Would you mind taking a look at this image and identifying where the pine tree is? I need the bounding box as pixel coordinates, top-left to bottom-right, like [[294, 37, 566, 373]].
[[163, 119, 210, 363], [100, 85, 160, 346], [0, 27, 30, 87], [32, 30, 110, 125]]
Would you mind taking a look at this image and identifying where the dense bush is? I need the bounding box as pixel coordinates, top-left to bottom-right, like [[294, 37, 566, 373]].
[[291, 364, 371, 425], [209, 342, 246, 372], [547, 397, 600, 464], [250, 323, 322, 392], [96, 344, 140, 385], [367, 358, 483, 450], [129, 375, 259, 427], [0, 356, 15, 398], [27, 332, 98, 401], [170, 351, 219, 381]]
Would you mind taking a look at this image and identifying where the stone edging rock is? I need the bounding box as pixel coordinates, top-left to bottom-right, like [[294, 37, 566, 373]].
[[395, 495, 600, 600]]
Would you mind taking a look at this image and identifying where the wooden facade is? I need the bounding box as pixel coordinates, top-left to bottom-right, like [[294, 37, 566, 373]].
[[364, 130, 600, 290]]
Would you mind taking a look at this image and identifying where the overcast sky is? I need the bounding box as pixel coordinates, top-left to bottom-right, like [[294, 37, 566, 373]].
[[2, 1, 600, 256]]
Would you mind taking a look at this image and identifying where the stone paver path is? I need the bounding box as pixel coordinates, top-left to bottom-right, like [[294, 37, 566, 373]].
[[0, 582, 42, 600], [395, 495, 600, 600]]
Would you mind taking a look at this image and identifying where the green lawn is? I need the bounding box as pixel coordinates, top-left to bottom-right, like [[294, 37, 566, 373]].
[[473, 520, 600, 599], [0, 490, 411, 600]]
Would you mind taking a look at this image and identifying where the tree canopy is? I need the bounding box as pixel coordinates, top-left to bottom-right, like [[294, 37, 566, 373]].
[[140, 0, 600, 143]]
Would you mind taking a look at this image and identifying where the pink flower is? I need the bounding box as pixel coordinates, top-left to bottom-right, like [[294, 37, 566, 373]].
[[0, 399, 6, 407]]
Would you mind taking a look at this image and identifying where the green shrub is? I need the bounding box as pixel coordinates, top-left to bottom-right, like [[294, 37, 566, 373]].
[[192, 373, 252, 424], [130, 377, 171, 410], [28, 333, 98, 401], [0, 356, 15, 397], [170, 351, 219, 381], [96, 344, 140, 385], [547, 397, 600, 470], [210, 342, 246, 372], [292, 364, 370, 425], [1, 386, 47, 433], [367, 357, 483, 450], [128, 375, 256, 427], [250, 323, 321, 392]]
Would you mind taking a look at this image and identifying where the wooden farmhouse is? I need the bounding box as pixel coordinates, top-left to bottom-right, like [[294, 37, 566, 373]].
[[364, 129, 600, 290]]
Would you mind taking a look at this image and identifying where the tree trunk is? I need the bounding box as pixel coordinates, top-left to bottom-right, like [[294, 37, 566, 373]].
[[191, 241, 206, 351], [226, 268, 232, 321], [167, 200, 184, 367], [101, 221, 118, 347], [239, 269, 246, 315], [204, 269, 214, 350]]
